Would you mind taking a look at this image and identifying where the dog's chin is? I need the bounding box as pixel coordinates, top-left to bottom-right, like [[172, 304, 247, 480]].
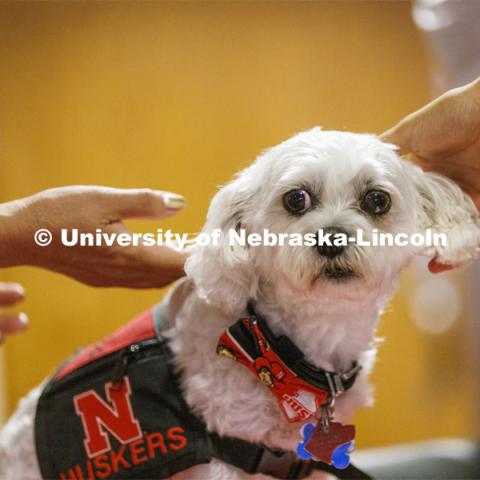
[[309, 265, 367, 301], [323, 266, 356, 282], [309, 265, 359, 289]]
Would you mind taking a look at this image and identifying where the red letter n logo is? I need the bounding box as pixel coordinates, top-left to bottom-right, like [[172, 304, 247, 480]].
[[74, 376, 142, 458]]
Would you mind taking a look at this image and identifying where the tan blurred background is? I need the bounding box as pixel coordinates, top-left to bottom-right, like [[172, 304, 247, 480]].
[[0, 1, 476, 449]]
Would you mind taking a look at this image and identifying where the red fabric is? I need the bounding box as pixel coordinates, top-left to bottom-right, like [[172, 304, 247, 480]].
[[55, 309, 155, 381], [217, 318, 328, 423]]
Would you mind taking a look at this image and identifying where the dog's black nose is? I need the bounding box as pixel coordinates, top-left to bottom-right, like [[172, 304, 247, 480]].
[[317, 227, 348, 259]]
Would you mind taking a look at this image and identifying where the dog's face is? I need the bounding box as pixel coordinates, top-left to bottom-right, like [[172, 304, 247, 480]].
[[245, 130, 419, 299], [186, 128, 480, 314]]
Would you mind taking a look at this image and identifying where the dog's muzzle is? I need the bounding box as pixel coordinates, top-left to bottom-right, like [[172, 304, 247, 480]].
[[316, 227, 349, 259]]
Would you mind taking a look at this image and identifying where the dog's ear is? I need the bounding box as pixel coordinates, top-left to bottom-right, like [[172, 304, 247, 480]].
[[185, 169, 258, 316], [407, 162, 480, 267]]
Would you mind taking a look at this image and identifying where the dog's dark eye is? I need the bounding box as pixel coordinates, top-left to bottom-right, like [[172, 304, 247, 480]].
[[361, 190, 391, 215], [283, 189, 312, 214]]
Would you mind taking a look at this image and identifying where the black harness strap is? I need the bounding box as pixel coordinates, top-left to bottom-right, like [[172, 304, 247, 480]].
[[208, 432, 373, 479], [210, 435, 314, 478]]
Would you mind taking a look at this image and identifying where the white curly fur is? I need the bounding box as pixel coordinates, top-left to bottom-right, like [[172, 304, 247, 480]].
[[1, 128, 479, 479]]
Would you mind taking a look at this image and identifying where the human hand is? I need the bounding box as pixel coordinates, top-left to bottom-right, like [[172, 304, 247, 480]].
[[0, 186, 187, 288], [0, 283, 28, 343], [382, 77, 480, 273]]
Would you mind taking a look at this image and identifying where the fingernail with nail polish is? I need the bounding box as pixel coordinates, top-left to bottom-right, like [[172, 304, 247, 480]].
[[164, 193, 186, 210], [13, 284, 25, 297]]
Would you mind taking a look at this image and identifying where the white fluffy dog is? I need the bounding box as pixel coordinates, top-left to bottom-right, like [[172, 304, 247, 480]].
[[1, 128, 479, 480]]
